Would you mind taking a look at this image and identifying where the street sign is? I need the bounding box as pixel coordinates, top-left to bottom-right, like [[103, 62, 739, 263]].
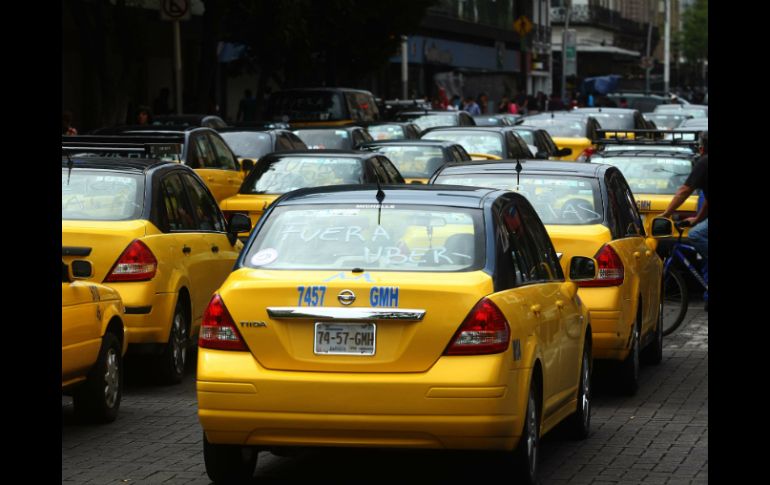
[[160, 0, 191, 21], [513, 16, 533, 37], [563, 29, 577, 76]]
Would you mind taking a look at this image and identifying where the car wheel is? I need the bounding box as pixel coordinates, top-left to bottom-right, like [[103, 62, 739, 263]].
[[160, 300, 188, 385], [567, 338, 592, 439], [620, 321, 640, 395], [73, 332, 122, 423], [203, 433, 258, 484], [641, 300, 664, 365], [512, 383, 540, 485]]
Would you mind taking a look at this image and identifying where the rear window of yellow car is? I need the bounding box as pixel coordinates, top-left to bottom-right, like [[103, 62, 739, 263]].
[[245, 204, 484, 272], [62, 170, 143, 221], [243, 156, 364, 194]]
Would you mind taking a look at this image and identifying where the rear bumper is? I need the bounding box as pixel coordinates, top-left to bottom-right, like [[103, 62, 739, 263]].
[[197, 349, 529, 450], [578, 287, 632, 361]]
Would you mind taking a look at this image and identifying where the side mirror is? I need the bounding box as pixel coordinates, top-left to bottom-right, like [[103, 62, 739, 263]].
[[241, 159, 255, 173], [227, 213, 252, 245], [651, 217, 673, 237], [555, 147, 573, 157], [569, 256, 597, 281]]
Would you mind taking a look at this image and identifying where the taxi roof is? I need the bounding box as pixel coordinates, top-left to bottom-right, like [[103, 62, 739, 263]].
[[360, 140, 461, 148], [260, 149, 374, 158], [274, 184, 502, 209], [422, 126, 516, 134]]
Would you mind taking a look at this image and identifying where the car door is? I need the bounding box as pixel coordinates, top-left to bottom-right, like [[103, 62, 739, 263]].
[[61, 280, 102, 382], [187, 132, 223, 201], [152, 172, 209, 324], [605, 171, 650, 332], [494, 200, 562, 416], [206, 132, 244, 203], [178, 172, 240, 332]]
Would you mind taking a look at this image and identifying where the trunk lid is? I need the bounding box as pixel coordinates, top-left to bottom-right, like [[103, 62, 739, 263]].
[[545, 224, 612, 276], [62, 220, 150, 282]]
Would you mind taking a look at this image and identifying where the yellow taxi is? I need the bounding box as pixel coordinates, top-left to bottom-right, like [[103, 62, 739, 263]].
[[432, 161, 664, 395], [518, 114, 602, 161], [219, 151, 405, 238], [62, 156, 250, 384], [198, 185, 596, 484], [360, 140, 472, 184], [588, 150, 699, 242], [62, 259, 126, 423]]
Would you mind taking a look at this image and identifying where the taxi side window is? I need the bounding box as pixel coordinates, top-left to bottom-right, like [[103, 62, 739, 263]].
[[179, 173, 225, 232], [379, 156, 404, 183], [288, 133, 307, 150], [190, 134, 215, 169], [455, 145, 471, 161], [275, 134, 294, 152], [161, 173, 196, 231], [607, 172, 642, 238], [501, 202, 543, 285], [618, 176, 645, 236], [518, 202, 563, 280], [208, 134, 238, 170], [369, 159, 388, 183]]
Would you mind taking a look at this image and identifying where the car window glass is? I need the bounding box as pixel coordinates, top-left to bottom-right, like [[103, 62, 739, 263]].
[[370, 159, 388, 182], [161, 173, 196, 231], [275, 134, 294, 151], [618, 176, 644, 236], [289, 133, 308, 150], [190, 135, 214, 169], [518, 202, 563, 280], [502, 202, 542, 285], [607, 173, 639, 237], [208, 134, 238, 170], [180, 173, 226, 232], [379, 157, 404, 183]]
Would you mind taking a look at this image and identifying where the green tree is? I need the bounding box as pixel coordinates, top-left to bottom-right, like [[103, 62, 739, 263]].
[[681, 0, 707, 64]]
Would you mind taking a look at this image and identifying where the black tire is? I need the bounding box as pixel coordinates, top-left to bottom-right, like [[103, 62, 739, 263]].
[[567, 339, 592, 439], [512, 383, 540, 485], [641, 300, 664, 365], [73, 332, 122, 423], [661, 269, 688, 336], [160, 299, 188, 385], [619, 321, 640, 396], [203, 433, 258, 484]]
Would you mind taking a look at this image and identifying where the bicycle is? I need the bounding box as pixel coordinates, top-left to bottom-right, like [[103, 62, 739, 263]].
[[653, 216, 708, 336]]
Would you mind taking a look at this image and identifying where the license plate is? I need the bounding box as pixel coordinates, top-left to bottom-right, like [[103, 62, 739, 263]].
[[314, 322, 376, 355]]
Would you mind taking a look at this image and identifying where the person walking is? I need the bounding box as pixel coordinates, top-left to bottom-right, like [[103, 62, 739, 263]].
[[462, 96, 481, 115], [660, 131, 708, 310]]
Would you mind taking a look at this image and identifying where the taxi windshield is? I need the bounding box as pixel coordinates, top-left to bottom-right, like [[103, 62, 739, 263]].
[[219, 132, 272, 159], [422, 131, 504, 157], [598, 157, 692, 195], [243, 157, 363, 194], [294, 130, 350, 150], [245, 204, 484, 271], [62, 170, 144, 221], [434, 173, 603, 225], [368, 145, 445, 178], [523, 119, 586, 138]]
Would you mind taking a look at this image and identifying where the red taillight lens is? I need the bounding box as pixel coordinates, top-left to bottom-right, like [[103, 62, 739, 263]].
[[444, 298, 510, 355], [578, 244, 624, 287], [104, 240, 157, 282], [577, 147, 595, 161], [199, 294, 248, 351]]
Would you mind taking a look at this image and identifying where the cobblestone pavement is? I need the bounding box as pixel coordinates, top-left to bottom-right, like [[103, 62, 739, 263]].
[[62, 307, 707, 484]]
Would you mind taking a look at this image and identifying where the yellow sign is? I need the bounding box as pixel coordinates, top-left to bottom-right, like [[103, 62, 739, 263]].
[[513, 15, 533, 36]]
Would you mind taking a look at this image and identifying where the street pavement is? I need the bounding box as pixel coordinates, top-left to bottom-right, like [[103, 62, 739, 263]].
[[62, 306, 708, 484]]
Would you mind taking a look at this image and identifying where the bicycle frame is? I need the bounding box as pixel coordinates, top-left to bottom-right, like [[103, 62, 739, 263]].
[[664, 243, 708, 292]]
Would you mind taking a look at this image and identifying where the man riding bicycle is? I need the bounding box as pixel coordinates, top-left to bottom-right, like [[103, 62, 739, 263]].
[[660, 131, 708, 311]]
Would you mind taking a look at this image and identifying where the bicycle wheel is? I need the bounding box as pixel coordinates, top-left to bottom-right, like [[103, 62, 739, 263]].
[[661, 268, 688, 336]]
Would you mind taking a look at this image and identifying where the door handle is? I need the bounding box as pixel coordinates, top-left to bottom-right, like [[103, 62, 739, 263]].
[[645, 250, 652, 257], [211, 245, 219, 253], [530, 304, 542, 315], [633, 251, 641, 259], [207, 176, 215, 181], [556, 300, 564, 310], [182, 245, 191, 254]]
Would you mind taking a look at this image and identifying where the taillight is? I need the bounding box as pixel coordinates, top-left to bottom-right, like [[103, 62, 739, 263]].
[[444, 298, 510, 355], [222, 211, 248, 225], [199, 294, 248, 351], [104, 240, 157, 282], [576, 147, 595, 162], [578, 244, 624, 287]]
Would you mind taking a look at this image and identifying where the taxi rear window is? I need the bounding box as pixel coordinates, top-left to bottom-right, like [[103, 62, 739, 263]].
[[523, 119, 586, 138], [243, 157, 363, 194], [597, 157, 692, 195], [266, 92, 345, 122], [62, 170, 144, 221], [434, 173, 603, 225], [423, 131, 504, 157], [367, 125, 405, 140], [245, 204, 484, 272], [219, 132, 272, 159], [369, 146, 445, 178], [293, 130, 350, 150]]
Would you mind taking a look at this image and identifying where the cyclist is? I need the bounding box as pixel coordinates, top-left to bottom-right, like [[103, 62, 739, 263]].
[[660, 131, 708, 311]]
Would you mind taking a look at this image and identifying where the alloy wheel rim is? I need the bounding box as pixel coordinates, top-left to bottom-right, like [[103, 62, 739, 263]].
[[103, 348, 119, 408], [527, 392, 538, 475], [581, 353, 591, 427], [172, 313, 187, 375]]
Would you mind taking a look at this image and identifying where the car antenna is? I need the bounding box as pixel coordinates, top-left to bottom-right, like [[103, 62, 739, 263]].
[[375, 177, 386, 225], [515, 159, 522, 189]]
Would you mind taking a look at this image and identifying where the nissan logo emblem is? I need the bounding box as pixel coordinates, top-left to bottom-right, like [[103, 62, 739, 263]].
[[338, 290, 356, 306]]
